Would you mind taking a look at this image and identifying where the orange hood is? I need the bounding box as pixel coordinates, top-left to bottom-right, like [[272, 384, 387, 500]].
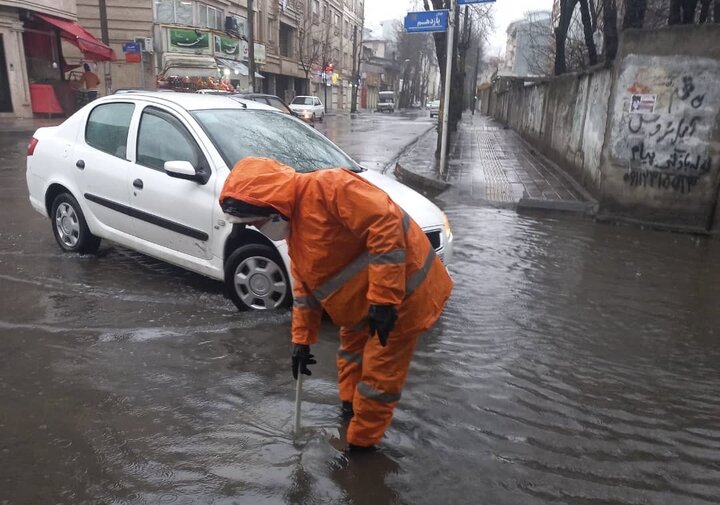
[[220, 157, 297, 219]]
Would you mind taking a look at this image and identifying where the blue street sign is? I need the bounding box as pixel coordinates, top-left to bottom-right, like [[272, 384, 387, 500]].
[[404, 10, 449, 33], [457, 0, 496, 4], [122, 42, 141, 53]]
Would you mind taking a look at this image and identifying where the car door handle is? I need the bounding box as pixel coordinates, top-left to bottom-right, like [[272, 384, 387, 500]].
[[76, 160, 85, 169], [133, 178, 144, 189]]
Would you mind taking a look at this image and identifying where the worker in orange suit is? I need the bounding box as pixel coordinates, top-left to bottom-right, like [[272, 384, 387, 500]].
[[219, 157, 453, 451]]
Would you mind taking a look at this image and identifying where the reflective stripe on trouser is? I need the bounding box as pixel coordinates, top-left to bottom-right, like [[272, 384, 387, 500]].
[[346, 324, 422, 447], [337, 326, 367, 403]]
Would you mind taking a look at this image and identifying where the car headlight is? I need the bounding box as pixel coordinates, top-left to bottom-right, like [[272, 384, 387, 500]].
[[442, 212, 452, 240]]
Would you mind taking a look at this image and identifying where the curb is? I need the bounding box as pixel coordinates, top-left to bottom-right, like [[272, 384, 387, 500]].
[[394, 162, 451, 199], [383, 123, 436, 174], [517, 197, 599, 215]]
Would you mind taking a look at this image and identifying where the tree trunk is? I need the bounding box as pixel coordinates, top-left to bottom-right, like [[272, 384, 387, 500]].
[[698, 0, 711, 21], [603, 0, 619, 61], [623, 0, 647, 28], [682, 0, 699, 23], [715, 0, 720, 22], [554, 0, 578, 75], [579, 0, 598, 65], [669, 0, 682, 23]]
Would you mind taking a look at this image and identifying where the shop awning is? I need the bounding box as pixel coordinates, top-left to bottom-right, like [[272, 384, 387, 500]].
[[34, 13, 115, 61], [162, 54, 218, 77], [216, 57, 265, 79]]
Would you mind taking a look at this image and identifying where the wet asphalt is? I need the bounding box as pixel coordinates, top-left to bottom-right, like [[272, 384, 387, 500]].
[[2, 112, 720, 505]]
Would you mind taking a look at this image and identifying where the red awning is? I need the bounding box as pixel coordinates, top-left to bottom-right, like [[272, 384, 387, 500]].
[[35, 13, 115, 61]]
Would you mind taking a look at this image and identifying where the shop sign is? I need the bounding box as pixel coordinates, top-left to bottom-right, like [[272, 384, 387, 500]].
[[168, 28, 211, 54], [214, 34, 240, 59], [242, 42, 266, 65]]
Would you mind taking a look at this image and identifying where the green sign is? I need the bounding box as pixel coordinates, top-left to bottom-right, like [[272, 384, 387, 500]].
[[168, 29, 210, 53], [214, 34, 240, 59]]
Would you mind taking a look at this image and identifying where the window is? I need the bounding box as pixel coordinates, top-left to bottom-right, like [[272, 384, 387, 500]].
[[266, 97, 291, 114], [192, 109, 359, 173], [279, 23, 294, 57], [85, 103, 135, 159], [313, 0, 320, 15], [137, 107, 205, 173], [155, 0, 194, 25], [197, 4, 223, 29]]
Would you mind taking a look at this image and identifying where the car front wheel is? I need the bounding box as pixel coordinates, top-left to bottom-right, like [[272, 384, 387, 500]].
[[225, 244, 290, 311], [51, 192, 101, 254]]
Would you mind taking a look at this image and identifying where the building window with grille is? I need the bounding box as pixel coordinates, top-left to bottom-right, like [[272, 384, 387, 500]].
[[155, 0, 194, 25], [197, 4, 223, 29], [279, 22, 294, 58]]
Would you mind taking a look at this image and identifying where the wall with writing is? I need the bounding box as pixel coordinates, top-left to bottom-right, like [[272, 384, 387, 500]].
[[603, 31, 720, 229]]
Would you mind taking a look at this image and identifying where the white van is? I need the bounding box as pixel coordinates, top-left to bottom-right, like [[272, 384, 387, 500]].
[[377, 91, 395, 113]]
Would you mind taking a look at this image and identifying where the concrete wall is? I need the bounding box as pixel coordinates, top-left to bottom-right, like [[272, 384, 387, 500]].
[[602, 25, 720, 229], [485, 25, 720, 231]]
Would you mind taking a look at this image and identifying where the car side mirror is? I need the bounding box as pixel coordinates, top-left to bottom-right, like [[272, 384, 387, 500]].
[[165, 160, 199, 181]]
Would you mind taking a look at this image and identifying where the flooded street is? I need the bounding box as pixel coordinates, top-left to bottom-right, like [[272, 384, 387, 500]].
[[2, 122, 720, 504]]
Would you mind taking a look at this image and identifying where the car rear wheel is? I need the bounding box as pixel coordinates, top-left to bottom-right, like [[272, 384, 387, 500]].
[[51, 192, 101, 254], [225, 244, 290, 311], [319, 112, 324, 123]]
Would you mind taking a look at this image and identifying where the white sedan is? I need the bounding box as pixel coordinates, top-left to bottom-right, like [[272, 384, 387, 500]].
[[26, 92, 453, 311], [288, 95, 325, 123]]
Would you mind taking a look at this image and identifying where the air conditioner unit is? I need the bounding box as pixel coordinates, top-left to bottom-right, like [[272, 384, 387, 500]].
[[225, 16, 240, 36], [134, 37, 154, 54]]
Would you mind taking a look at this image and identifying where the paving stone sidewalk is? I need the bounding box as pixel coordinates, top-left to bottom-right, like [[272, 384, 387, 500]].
[[395, 114, 597, 214]]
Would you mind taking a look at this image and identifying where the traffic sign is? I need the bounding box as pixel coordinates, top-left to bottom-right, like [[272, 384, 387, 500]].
[[457, 0, 496, 4], [122, 41, 141, 53], [404, 10, 449, 33]]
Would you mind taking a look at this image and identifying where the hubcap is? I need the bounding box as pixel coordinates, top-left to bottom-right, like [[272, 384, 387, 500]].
[[234, 256, 288, 310], [55, 202, 80, 248]]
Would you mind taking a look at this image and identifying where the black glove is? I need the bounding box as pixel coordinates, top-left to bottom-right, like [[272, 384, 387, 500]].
[[291, 344, 316, 380], [368, 305, 398, 347]]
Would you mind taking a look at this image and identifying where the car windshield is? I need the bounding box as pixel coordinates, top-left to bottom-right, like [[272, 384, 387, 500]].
[[191, 109, 361, 173], [379, 95, 394, 103], [291, 97, 314, 105]]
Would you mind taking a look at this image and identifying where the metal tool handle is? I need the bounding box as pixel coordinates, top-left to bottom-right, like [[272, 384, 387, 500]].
[[293, 373, 303, 435]]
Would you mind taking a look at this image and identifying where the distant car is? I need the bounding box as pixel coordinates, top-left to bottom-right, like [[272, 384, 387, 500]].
[[25, 92, 454, 312], [289, 95, 324, 123], [235, 93, 296, 116], [377, 91, 395, 113], [428, 100, 440, 118]]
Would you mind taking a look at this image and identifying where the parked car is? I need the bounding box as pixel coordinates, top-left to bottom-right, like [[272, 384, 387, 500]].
[[288, 95, 324, 123], [428, 100, 441, 118], [377, 91, 395, 113], [26, 92, 454, 311], [234, 93, 296, 117]]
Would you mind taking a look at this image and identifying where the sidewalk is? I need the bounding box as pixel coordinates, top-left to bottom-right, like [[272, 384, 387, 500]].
[[0, 117, 63, 134], [395, 114, 597, 214]]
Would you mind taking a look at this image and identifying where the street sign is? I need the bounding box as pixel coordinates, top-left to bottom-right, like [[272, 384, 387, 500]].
[[457, 0, 496, 4], [122, 41, 141, 53], [404, 10, 449, 33]]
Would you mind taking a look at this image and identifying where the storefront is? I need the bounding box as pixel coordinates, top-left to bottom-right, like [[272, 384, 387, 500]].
[[0, 9, 114, 118]]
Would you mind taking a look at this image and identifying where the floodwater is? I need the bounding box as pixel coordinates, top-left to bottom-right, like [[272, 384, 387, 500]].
[[2, 129, 720, 504]]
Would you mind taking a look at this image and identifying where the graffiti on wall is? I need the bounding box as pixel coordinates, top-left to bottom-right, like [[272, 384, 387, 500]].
[[610, 56, 719, 195]]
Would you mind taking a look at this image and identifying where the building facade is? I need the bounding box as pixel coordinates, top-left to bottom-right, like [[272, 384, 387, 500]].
[[504, 10, 552, 77], [72, 0, 363, 110], [1, 0, 113, 118]]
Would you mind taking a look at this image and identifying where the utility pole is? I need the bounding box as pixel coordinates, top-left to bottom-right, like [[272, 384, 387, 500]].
[[439, 1, 455, 176], [350, 25, 358, 113], [472, 46, 480, 115], [247, 0, 256, 92], [98, 0, 111, 95]]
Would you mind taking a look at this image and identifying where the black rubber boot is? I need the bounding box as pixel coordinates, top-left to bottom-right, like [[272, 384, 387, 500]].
[[341, 401, 354, 419], [347, 443, 376, 453]]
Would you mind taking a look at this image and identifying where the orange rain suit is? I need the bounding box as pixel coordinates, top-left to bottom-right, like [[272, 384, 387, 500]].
[[220, 157, 453, 447]]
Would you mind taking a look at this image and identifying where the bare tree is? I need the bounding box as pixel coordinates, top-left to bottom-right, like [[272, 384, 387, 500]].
[[296, 1, 321, 82], [624, 0, 648, 27]]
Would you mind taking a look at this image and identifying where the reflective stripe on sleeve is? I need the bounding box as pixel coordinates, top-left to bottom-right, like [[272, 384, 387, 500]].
[[405, 248, 436, 297], [370, 249, 406, 265], [294, 294, 321, 309], [338, 348, 363, 365], [313, 252, 370, 301], [357, 382, 402, 403]]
